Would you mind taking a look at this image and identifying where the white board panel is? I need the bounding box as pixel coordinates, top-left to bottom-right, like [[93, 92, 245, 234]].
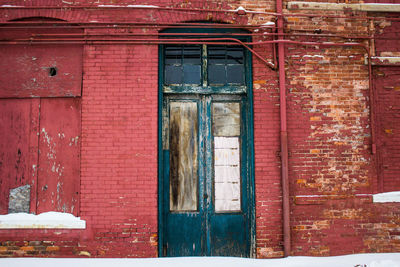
[[214, 137, 239, 149], [214, 136, 241, 212], [214, 148, 240, 166], [215, 166, 240, 183]]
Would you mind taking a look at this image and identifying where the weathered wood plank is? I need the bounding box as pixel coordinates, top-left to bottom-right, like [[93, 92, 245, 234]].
[[212, 102, 240, 137], [169, 101, 198, 211], [0, 28, 83, 98], [0, 99, 39, 214], [37, 98, 81, 216]]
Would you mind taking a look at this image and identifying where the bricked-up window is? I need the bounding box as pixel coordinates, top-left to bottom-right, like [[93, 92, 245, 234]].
[[375, 67, 400, 192], [0, 20, 82, 216]]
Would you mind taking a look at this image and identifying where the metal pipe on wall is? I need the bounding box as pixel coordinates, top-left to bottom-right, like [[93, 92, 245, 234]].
[[3, 29, 398, 41], [0, 32, 376, 159], [0, 16, 380, 256], [276, 0, 291, 258]]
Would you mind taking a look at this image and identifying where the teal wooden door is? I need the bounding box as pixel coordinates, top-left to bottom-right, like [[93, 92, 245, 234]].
[[159, 41, 254, 257], [161, 94, 251, 257]]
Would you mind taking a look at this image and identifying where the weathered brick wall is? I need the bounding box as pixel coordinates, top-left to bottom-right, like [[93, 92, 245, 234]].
[[284, 2, 400, 257], [292, 196, 400, 255], [0, 0, 400, 259], [0, 230, 84, 257]]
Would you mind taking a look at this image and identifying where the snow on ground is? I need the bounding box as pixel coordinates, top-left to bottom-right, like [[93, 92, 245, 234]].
[[0, 212, 85, 229], [1, 253, 400, 267]]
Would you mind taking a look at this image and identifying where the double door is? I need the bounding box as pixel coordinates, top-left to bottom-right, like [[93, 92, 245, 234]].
[[161, 94, 251, 257]]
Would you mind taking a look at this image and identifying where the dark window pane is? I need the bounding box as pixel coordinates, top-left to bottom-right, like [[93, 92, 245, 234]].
[[183, 65, 201, 84], [164, 45, 246, 86], [165, 46, 182, 65], [208, 65, 226, 85], [165, 65, 182, 84], [208, 46, 226, 64], [183, 46, 201, 64], [227, 65, 244, 84], [208, 45, 225, 55], [227, 47, 244, 64]]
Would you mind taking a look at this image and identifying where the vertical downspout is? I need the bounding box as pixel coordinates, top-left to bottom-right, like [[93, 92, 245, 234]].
[[276, 0, 291, 257]]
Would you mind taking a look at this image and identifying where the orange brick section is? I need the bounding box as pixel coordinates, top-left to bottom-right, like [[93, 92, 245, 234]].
[[0, 237, 83, 257], [283, 5, 400, 257]]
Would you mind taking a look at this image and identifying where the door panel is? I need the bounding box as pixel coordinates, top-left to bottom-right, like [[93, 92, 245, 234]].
[[164, 98, 204, 257], [210, 214, 247, 256], [162, 95, 249, 257], [165, 211, 203, 256], [209, 100, 249, 256]]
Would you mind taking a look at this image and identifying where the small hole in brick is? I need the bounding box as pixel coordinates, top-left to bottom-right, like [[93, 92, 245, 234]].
[[314, 29, 322, 34], [49, 67, 57, 77]]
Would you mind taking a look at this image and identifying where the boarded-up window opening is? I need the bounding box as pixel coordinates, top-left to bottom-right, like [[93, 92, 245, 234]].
[[212, 102, 241, 213], [0, 94, 81, 216], [169, 101, 199, 211]]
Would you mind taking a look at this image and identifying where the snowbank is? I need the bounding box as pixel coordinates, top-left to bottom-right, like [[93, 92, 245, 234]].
[[1, 253, 400, 267], [0, 212, 86, 229], [373, 191, 400, 203]]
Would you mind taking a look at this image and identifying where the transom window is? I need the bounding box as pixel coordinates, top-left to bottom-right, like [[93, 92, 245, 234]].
[[163, 44, 246, 92], [208, 45, 245, 85]]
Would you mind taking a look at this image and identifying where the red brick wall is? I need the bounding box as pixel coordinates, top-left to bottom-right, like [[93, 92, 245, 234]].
[[0, 0, 400, 259], [80, 40, 159, 257], [253, 44, 283, 258]]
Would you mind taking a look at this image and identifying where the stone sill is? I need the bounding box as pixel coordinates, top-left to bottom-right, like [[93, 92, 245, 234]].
[[294, 192, 400, 205], [366, 56, 400, 66], [288, 2, 400, 13], [373, 191, 400, 203], [0, 212, 86, 229]]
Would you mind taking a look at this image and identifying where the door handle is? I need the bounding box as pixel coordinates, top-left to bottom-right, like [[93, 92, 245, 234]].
[[203, 193, 208, 200]]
